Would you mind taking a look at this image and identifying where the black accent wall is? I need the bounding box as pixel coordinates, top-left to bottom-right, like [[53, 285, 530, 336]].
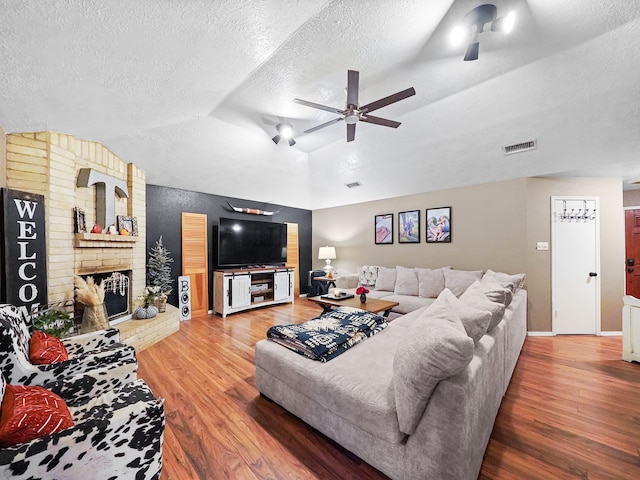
[[145, 185, 312, 309]]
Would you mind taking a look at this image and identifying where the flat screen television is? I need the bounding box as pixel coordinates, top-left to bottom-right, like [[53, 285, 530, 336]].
[[218, 217, 287, 268]]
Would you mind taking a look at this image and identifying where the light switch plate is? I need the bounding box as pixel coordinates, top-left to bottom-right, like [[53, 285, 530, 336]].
[[536, 241, 549, 251]]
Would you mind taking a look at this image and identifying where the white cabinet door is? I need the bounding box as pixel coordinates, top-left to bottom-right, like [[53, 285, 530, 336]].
[[274, 271, 291, 301], [230, 275, 251, 308]]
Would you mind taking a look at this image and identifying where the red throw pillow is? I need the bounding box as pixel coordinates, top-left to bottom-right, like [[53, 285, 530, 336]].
[[0, 384, 74, 446], [29, 330, 69, 364]]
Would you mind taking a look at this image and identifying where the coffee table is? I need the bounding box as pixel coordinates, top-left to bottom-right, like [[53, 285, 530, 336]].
[[308, 295, 399, 317]]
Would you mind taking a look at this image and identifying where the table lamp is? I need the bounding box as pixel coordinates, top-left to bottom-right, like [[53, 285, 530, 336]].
[[318, 246, 336, 278]]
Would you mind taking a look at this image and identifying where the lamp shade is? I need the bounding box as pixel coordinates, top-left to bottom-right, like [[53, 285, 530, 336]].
[[318, 246, 336, 260]]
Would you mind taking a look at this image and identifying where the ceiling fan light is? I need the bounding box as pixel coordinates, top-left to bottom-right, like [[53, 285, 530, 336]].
[[272, 134, 281, 144], [345, 113, 359, 125], [288, 138, 296, 147]]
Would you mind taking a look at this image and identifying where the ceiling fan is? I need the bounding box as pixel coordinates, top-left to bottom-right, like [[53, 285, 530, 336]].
[[294, 70, 416, 142]]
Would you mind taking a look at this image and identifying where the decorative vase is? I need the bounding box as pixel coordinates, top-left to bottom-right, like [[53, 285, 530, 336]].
[[360, 292, 367, 303], [154, 296, 167, 313], [80, 304, 109, 334], [134, 305, 158, 319]]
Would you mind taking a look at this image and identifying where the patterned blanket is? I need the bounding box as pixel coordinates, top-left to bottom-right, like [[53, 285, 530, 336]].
[[266, 307, 387, 362]]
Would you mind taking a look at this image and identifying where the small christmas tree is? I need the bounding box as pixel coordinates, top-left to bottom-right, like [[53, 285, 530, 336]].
[[147, 236, 174, 295]]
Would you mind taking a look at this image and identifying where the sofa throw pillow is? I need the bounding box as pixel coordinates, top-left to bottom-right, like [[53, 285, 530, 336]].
[[416, 267, 446, 298], [394, 266, 419, 296], [482, 269, 526, 293], [375, 266, 397, 292], [443, 269, 483, 297], [428, 289, 492, 343], [29, 331, 69, 365], [393, 294, 474, 435], [460, 281, 507, 332], [478, 278, 513, 307], [359, 266, 379, 288], [0, 384, 74, 447]]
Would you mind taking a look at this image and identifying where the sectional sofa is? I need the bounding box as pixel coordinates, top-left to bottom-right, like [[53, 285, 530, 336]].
[[255, 267, 527, 479], [332, 265, 489, 318]]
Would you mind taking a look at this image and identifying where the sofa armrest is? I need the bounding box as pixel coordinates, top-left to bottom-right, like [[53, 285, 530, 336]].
[[334, 274, 359, 289], [62, 327, 121, 355]]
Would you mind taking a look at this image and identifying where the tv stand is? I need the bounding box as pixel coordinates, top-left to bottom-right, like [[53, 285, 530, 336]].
[[213, 267, 295, 318]]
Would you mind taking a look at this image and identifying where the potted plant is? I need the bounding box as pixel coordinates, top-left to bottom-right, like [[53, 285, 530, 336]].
[[147, 236, 174, 312], [134, 286, 160, 319]]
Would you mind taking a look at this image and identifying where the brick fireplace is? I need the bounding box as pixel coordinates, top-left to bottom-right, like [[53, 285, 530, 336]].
[[3, 131, 146, 321]]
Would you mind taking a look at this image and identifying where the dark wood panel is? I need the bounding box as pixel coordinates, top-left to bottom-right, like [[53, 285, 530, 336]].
[[135, 301, 640, 480]]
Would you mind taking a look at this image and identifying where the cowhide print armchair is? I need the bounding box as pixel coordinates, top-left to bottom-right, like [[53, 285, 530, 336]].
[[0, 304, 138, 407], [0, 373, 165, 480]]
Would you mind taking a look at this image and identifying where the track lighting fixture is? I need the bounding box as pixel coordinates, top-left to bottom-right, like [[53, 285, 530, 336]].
[[272, 123, 296, 146], [450, 4, 515, 61]]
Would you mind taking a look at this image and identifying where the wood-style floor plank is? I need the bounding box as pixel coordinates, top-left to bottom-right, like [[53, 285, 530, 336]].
[[135, 299, 640, 479]]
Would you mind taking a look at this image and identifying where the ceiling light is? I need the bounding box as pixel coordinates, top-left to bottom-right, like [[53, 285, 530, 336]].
[[452, 4, 516, 61], [450, 26, 466, 46], [272, 123, 296, 146]]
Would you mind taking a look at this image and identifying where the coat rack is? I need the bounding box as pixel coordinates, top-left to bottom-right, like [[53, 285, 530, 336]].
[[558, 200, 596, 221]]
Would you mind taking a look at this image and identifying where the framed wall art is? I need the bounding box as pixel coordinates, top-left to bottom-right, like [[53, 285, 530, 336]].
[[398, 210, 420, 243], [74, 207, 86, 233], [117, 215, 138, 235], [426, 206, 451, 243], [374, 213, 393, 244]]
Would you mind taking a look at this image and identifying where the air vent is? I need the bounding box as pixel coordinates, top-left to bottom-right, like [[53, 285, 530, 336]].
[[345, 181, 362, 189], [502, 139, 537, 156]]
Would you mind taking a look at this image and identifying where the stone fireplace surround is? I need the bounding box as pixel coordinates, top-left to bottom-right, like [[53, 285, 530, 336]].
[[1, 129, 179, 350]]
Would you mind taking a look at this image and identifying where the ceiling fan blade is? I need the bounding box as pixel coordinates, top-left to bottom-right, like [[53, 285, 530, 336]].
[[304, 117, 344, 134], [360, 115, 401, 128], [347, 123, 356, 142], [360, 87, 416, 114], [294, 98, 343, 114], [347, 70, 359, 107]]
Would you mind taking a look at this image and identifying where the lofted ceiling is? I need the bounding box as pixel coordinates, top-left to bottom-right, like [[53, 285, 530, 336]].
[[1, 0, 639, 210]]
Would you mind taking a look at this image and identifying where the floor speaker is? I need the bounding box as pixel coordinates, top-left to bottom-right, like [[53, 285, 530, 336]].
[[178, 275, 191, 321]]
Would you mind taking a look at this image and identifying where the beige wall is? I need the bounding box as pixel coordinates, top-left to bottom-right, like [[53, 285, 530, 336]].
[[313, 176, 625, 332], [525, 177, 624, 332], [623, 189, 640, 207]]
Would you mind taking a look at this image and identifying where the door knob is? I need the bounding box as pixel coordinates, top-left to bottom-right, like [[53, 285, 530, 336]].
[[589, 272, 598, 277], [628, 268, 635, 273]]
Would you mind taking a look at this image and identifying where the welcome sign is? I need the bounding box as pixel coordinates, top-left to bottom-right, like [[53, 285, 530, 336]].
[[0, 189, 47, 315]]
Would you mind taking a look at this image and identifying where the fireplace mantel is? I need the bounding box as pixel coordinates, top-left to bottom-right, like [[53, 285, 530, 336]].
[[74, 233, 139, 248]]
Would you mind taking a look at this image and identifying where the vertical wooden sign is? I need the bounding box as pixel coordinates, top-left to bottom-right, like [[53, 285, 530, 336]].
[[0, 189, 48, 314]]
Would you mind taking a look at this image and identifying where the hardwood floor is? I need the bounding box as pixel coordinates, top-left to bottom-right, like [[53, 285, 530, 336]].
[[136, 299, 640, 480]]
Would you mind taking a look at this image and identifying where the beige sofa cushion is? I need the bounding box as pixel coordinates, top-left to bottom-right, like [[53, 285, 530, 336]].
[[460, 281, 507, 332], [375, 266, 396, 292], [394, 266, 418, 296], [416, 267, 446, 298], [482, 269, 526, 293], [393, 291, 474, 435], [443, 269, 483, 297]]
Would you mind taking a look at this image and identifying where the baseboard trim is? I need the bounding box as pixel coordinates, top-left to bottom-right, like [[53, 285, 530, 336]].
[[599, 331, 622, 336], [527, 331, 554, 337]]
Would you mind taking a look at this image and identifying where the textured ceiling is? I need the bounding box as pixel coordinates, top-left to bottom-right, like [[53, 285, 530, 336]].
[[1, 0, 639, 210]]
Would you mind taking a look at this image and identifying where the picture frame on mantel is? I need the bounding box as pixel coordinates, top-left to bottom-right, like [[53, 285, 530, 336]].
[[398, 210, 420, 243], [74, 207, 86, 233], [374, 213, 393, 244], [426, 206, 451, 243], [117, 215, 138, 236]]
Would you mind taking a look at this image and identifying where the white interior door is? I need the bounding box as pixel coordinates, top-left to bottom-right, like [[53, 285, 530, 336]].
[[552, 197, 600, 334]]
